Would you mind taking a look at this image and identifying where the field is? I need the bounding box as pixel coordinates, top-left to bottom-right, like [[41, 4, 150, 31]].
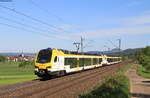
[[0, 62, 37, 85]]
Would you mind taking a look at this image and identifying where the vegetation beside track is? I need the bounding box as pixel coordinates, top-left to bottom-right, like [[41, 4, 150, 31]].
[[137, 64, 150, 78], [115, 64, 132, 75], [135, 46, 150, 78], [137, 46, 150, 70], [80, 63, 132, 98], [0, 62, 37, 85]]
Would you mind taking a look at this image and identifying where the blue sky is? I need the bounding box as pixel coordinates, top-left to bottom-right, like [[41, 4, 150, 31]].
[[0, 0, 150, 52]]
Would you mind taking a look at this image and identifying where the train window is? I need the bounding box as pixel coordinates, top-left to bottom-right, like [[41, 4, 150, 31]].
[[113, 58, 118, 62], [54, 56, 57, 62], [65, 58, 77, 68], [107, 58, 113, 62], [85, 58, 92, 66], [79, 58, 92, 66], [36, 49, 52, 63], [99, 58, 102, 64], [79, 58, 84, 66], [93, 58, 98, 65]]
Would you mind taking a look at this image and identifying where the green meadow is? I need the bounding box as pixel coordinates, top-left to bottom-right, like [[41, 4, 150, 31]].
[[0, 62, 37, 86]]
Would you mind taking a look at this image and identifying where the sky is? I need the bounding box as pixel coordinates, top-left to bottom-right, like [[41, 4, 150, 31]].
[[0, 0, 150, 53]]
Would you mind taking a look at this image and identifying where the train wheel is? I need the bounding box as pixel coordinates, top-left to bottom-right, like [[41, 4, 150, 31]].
[[60, 71, 65, 76]]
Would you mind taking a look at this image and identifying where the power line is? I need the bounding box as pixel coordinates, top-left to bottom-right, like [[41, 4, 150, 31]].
[[0, 5, 71, 33], [29, 0, 85, 33], [107, 40, 118, 49], [0, 22, 58, 38], [30, 0, 65, 23], [0, 15, 58, 35], [103, 45, 111, 51], [0, 9, 59, 33], [83, 39, 94, 48]]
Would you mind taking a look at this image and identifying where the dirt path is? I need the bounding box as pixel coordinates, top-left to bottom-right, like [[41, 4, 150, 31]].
[[125, 64, 150, 98]]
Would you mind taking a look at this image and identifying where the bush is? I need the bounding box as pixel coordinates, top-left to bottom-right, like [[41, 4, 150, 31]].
[[122, 56, 129, 61], [18, 61, 34, 67], [80, 75, 130, 98], [137, 46, 150, 70], [0, 56, 6, 62], [137, 65, 150, 78]]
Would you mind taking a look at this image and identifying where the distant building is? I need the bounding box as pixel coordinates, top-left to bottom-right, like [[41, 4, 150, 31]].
[[7, 52, 34, 62]]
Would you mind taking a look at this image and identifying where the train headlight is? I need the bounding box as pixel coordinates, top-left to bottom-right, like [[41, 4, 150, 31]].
[[34, 69, 39, 72]]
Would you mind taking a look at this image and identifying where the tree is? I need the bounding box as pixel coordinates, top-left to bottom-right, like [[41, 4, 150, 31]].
[[137, 46, 150, 70], [0, 56, 6, 62]]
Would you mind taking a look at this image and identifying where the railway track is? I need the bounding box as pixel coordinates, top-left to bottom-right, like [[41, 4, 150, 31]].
[[0, 61, 131, 98]]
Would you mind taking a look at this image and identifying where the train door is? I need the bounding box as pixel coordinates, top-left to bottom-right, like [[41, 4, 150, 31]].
[[54, 56, 64, 70]]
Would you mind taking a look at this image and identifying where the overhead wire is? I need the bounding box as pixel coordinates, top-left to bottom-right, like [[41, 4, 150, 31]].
[[0, 5, 71, 33], [30, 0, 65, 23], [29, 0, 85, 33], [0, 15, 59, 35], [108, 40, 118, 48], [28, 0, 91, 49], [0, 22, 59, 39]]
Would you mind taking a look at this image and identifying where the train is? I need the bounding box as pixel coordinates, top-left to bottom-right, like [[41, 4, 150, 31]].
[[34, 48, 122, 78]]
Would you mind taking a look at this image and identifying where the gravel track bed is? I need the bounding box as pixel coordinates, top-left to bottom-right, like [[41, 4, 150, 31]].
[[0, 61, 131, 98]]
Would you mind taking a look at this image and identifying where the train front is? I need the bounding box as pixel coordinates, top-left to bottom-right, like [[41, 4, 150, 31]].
[[34, 48, 53, 77]]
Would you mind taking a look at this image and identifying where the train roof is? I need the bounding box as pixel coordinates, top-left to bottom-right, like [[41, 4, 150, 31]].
[[50, 48, 121, 58]]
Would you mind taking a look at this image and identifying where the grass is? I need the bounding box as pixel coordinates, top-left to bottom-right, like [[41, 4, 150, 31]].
[[80, 63, 132, 98], [0, 62, 37, 85], [137, 65, 150, 78], [115, 64, 132, 75], [80, 75, 130, 98]]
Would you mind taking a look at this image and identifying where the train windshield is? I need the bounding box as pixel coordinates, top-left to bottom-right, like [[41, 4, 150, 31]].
[[37, 49, 52, 63]]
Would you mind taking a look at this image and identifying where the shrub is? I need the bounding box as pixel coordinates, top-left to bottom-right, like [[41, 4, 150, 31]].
[[80, 75, 130, 98], [0, 56, 6, 62], [122, 56, 128, 61], [137, 46, 150, 70], [18, 61, 34, 67]]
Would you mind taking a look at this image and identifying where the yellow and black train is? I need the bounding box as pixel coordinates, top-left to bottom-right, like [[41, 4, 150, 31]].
[[34, 48, 121, 78]]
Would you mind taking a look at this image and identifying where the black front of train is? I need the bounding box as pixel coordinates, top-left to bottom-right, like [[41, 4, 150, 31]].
[[34, 48, 53, 78]]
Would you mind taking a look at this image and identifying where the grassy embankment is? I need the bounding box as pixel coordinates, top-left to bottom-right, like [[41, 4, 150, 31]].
[[137, 64, 150, 78], [80, 64, 132, 98], [0, 62, 37, 85]]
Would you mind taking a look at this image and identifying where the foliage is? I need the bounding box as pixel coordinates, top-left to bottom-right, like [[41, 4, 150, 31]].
[[80, 75, 130, 98], [137, 65, 150, 78], [80, 64, 132, 98], [137, 46, 150, 70], [115, 64, 132, 75], [18, 61, 34, 67], [0, 56, 6, 62], [122, 56, 129, 61]]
